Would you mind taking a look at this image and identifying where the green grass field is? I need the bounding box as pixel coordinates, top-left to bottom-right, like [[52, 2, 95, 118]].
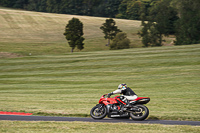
[[1, 121, 199, 133], [0, 7, 199, 132], [0, 44, 199, 121]]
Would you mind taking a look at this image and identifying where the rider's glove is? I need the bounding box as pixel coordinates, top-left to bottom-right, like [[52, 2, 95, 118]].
[[107, 92, 113, 98]]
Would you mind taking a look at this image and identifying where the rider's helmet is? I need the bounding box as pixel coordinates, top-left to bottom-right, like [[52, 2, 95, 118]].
[[118, 83, 127, 90]]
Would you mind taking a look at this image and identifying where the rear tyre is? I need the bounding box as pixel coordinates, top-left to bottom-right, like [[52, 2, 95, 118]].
[[90, 105, 107, 119], [130, 104, 149, 121]]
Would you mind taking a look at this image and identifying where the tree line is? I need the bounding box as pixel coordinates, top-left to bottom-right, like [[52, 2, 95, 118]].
[[0, 0, 151, 19], [1, 0, 200, 47], [1, 0, 196, 20], [138, 0, 200, 46], [64, 18, 129, 52], [0, 0, 124, 17]]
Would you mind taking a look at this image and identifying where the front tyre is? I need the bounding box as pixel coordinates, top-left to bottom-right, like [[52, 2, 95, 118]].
[[130, 104, 149, 121], [90, 105, 107, 119]]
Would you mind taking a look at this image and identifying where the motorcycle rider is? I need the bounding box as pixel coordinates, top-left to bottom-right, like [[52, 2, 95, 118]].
[[107, 83, 138, 110]]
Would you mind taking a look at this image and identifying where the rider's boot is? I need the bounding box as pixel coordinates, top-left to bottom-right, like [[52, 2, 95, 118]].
[[123, 99, 131, 108], [119, 101, 131, 112], [118, 96, 131, 112], [119, 105, 124, 113]]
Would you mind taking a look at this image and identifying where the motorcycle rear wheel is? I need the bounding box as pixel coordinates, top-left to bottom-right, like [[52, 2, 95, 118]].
[[129, 104, 149, 121], [90, 105, 107, 119]]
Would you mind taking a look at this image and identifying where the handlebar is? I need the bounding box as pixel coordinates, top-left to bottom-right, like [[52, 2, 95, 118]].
[[103, 94, 110, 98]]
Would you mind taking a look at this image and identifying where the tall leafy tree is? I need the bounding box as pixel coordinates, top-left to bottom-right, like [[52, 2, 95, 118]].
[[138, 21, 161, 47], [14, 0, 28, 9], [149, 0, 178, 46], [0, 0, 16, 7], [63, 18, 85, 53], [25, 0, 38, 11], [174, 0, 200, 45], [38, 0, 47, 12], [116, 0, 128, 19], [105, 0, 123, 18], [150, 0, 178, 35], [116, 0, 152, 20], [82, 0, 100, 16], [138, 0, 178, 47], [46, 0, 62, 13], [67, 0, 83, 15], [100, 18, 122, 46], [126, 0, 145, 20], [93, 1, 107, 17]]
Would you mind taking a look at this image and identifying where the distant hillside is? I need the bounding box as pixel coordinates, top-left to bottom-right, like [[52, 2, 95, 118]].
[[0, 8, 146, 54]]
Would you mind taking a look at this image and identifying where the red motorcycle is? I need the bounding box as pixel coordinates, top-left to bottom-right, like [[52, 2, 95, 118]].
[[90, 94, 150, 120]]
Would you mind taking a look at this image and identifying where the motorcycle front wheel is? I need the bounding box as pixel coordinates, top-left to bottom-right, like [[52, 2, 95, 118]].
[[129, 104, 149, 121], [90, 105, 107, 119]]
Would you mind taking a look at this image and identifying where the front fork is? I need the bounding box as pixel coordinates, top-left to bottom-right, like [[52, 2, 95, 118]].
[[96, 104, 108, 113], [97, 104, 112, 114]]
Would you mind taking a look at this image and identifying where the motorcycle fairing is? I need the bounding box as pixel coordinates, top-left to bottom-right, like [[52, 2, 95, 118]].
[[99, 97, 118, 105], [131, 97, 150, 104]]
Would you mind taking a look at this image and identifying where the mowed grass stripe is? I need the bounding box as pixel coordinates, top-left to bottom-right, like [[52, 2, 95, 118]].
[[0, 44, 199, 64], [1, 52, 199, 91], [0, 45, 200, 120], [0, 55, 199, 73], [0, 51, 199, 66], [0, 49, 199, 87], [1, 66, 198, 79], [0, 45, 199, 69]]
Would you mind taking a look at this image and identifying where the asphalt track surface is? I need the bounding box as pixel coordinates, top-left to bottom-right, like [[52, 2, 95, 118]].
[[0, 115, 200, 126]]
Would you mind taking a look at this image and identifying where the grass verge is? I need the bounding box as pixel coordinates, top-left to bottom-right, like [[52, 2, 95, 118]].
[[0, 121, 199, 133], [0, 44, 199, 121]]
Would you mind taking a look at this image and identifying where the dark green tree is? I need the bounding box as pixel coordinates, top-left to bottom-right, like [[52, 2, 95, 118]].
[[65, 0, 83, 15], [138, 0, 178, 47], [46, 0, 61, 13], [174, 0, 200, 45], [63, 18, 85, 53], [105, 0, 123, 18], [82, 0, 101, 16], [14, 0, 28, 9], [93, 1, 107, 17], [0, 0, 16, 7], [138, 22, 150, 47], [150, 0, 178, 35], [110, 32, 130, 50], [116, 0, 128, 19], [100, 18, 122, 46], [126, 0, 145, 20], [138, 21, 161, 47], [116, 0, 152, 20], [38, 0, 47, 12], [25, 0, 38, 11]]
